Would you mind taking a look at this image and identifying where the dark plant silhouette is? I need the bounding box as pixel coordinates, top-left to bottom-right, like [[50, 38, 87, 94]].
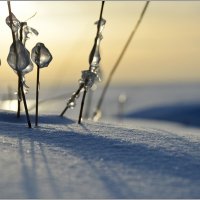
[[60, 1, 106, 124], [6, 1, 32, 128], [6, 3, 38, 119]]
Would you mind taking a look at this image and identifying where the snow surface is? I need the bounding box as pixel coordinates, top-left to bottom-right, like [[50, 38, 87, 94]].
[[0, 83, 200, 198]]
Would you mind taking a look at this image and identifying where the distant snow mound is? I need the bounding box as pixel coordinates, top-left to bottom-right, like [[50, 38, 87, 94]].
[[124, 102, 200, 127]]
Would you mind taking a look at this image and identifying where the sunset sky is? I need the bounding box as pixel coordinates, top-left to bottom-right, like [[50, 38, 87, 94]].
[[0, 1, 200, 90]]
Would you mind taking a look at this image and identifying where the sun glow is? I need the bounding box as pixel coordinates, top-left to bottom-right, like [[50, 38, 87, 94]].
[[1, 1, 200, 93]]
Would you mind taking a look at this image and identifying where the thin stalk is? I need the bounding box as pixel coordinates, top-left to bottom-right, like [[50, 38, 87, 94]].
[[83, 89, 93, 119], [35, 45, 41, 126], [60, 83, 84, 117], [8, 1, 19, 118], [35, 66, 40, 126], [17, 75, 21, 118], [92, 1, 150, 120], [20, 76, 32, 128], [7, 1, 32, 128], [78, 90, 87, 124], [78, 1, 105, 124]]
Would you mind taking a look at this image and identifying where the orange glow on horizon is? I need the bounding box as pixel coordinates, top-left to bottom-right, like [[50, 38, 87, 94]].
[[0, 1, 200, 91]]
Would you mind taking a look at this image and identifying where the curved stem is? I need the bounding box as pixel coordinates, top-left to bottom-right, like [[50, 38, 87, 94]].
[[92, 1, 150, 120]]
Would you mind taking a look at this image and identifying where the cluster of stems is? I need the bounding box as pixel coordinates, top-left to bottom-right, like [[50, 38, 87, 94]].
[[7, 1, 32, 128]]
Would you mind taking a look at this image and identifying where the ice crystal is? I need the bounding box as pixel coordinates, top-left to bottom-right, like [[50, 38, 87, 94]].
[[31, 43, 53, 68], [79, 70, 98, 90], [7, 40, 31, 71], [62, 9, 106, 113], [21, 61, 34, 75], [95, 18, 106, 35]]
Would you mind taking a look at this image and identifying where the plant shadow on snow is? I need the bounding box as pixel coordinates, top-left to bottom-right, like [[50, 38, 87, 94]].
[[0, 111, 74, 125], [17, 136, 63, 198], [0, 119, 200, 198], [123, 102, 200, 128]]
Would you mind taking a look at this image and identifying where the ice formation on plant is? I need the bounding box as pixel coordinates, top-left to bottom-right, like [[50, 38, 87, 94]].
[[89, 18, 106, 81], [63, 16, 106, 113], [6, 13, 20, 40], [7, 40, 31, 71], [22, 23, 39, 45], [31, 43, 53, 68], [6, 12, 38, 94], [78, 18, 106, 92]]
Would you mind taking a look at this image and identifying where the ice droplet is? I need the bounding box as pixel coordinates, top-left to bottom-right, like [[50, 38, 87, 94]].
[[95, 18, 106, 34], [89, 38, 101, 68], [7, 40, 31, 71], [81, 70, 97, 89], [68, 101, 76, 109], [31, 43, 53, 68], [21, 61, 34, 75]]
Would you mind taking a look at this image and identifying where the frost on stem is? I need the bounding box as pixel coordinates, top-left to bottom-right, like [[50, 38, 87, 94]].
[[31, 43, 53, 68]]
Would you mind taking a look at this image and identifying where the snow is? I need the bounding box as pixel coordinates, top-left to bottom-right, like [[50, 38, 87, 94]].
[[0, 83, 200, 198]]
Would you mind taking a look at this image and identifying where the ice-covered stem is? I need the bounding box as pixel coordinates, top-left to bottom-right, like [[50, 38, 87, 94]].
[[92, 1, 150, 121], [60, 1, 105, 121], [16, 22, 26, 118], [89, 1, 105, 70], [7, 1, 32, 128], [78, 1, 105, 124], [60, 83, 84, 117], [31, 43, 52, 126]]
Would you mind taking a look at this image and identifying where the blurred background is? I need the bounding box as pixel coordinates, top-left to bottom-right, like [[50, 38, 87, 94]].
[[0, 1, 200, 91], [0, 1, 200, 124]]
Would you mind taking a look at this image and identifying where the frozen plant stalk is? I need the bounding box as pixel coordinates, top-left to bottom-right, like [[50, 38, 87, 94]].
[[60, 1, 106, 125], [6, 8, 38, 118], [31, 42, 53, 126], [6, 1, 32, 128]]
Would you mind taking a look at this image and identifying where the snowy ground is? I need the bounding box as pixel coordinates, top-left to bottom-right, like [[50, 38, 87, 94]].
[[0, 83, 200, 198]]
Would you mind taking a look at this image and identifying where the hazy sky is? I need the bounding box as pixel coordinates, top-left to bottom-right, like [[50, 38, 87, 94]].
[[0, 1, 200, 90]]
